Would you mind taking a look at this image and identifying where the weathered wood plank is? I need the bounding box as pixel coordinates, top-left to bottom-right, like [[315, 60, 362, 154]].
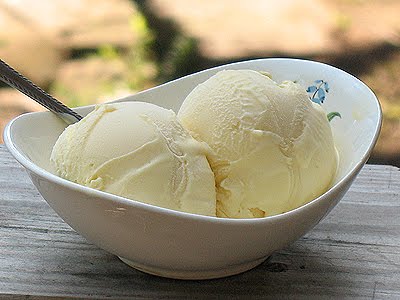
[[0, 145, 399, 299]]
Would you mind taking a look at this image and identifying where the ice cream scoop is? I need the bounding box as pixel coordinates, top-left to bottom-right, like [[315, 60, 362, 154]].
[[178, 69, 338, 218], [51, 101, 216, 216]]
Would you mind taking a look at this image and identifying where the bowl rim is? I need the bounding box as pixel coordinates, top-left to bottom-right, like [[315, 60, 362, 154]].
[[3, 57, 383, 224]]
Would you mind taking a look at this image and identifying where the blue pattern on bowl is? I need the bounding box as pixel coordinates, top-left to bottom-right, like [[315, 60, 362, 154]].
[[307, 80, 341, 121]]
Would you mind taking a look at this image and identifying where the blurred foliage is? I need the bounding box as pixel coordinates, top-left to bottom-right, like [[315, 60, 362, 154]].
[[50, 82, 80, 108], [50, 55, 130, 107], [50, 10, 159, 107], [384, 104, 400, 120], [334, 12, 352, 32], [130, 0, 203, 82], [49, 5, 203, 108], [361, 51, 400, 121], [97, 44, 120, 60], [159, 36, 200, 82], [125, 13, 157, 91]]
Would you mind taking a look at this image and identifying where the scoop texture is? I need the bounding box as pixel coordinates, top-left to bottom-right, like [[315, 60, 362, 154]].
[[178, 70, 337, 218], [51, 102, 216, 216]]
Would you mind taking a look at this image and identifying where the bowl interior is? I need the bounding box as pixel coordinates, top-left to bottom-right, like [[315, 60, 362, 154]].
[[5, 58, 381, 190]]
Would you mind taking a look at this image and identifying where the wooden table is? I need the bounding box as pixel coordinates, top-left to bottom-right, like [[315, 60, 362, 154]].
[[0, 144, 399, 299]]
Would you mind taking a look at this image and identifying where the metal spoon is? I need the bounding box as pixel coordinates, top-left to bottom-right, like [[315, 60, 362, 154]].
[[0, 59, 82, 125]]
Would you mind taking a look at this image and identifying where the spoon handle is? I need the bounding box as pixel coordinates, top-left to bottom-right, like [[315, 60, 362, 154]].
[[0, 59, 82, 124]]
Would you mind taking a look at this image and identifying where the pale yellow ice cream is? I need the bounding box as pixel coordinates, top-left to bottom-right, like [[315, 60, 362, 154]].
[[178, 70, 337, 218], [51, 101, 216, 216]]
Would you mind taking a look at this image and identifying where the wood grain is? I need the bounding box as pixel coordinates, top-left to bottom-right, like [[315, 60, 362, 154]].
[[0, 144, 399, 299]]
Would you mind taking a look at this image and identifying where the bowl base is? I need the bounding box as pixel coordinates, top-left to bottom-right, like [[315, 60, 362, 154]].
[[118, 256, 268, 280]]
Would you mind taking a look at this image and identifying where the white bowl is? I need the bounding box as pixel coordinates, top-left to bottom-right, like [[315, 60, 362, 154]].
[[3, 58, 381, 280]]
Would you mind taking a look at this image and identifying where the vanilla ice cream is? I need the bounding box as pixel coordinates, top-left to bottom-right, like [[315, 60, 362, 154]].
[[51, 102, 216, 216], [178, 70, 337, 218]]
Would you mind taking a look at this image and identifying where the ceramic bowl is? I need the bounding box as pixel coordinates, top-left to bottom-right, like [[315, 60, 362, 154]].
[[3, 58, 381, 279]]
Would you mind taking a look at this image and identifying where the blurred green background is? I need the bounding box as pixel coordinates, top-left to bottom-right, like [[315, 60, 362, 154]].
[[0, 0, 399, 165]]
